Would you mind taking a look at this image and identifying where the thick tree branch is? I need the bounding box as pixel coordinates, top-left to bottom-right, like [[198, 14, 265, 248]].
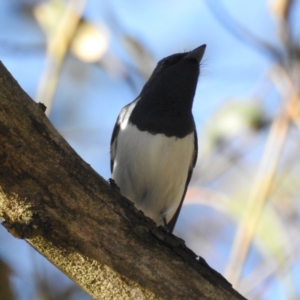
[[0, 61, 246, 300]]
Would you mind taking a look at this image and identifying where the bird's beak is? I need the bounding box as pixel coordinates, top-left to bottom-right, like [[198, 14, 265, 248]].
[[184, 44, 206, 63]]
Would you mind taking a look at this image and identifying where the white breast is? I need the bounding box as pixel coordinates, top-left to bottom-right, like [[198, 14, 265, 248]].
[[111, 123, 194, 226]]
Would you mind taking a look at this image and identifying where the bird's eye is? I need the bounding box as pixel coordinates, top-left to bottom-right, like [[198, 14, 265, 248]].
[[161, 60, 169, 68]]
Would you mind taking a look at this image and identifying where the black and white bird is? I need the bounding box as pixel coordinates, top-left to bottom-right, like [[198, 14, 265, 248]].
[[110, 44, 206, 233]]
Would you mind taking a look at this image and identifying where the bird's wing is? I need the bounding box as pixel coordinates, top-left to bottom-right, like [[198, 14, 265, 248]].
[[110, 98, 139, 173], [167, 129, 198, 233]]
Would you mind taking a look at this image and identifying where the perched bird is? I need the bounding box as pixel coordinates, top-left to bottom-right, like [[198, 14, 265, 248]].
[[110, 44, 206, 232]]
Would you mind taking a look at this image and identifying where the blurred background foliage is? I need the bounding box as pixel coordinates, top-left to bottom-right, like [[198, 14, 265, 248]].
[[0, 0, 300, 299]]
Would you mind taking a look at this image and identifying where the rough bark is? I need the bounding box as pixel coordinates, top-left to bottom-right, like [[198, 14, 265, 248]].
[[0, 61, 246, 300]]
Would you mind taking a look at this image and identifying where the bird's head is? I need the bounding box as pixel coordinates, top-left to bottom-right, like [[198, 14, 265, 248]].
[[140, 44, 206, 107]]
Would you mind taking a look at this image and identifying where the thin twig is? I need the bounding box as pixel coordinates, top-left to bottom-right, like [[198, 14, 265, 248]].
[[239, 231, 300, 296], [35, 0, 87, 116], [204, 0, 282, 62], [269, 0, 295, 65], [224, 93, 295, 286]]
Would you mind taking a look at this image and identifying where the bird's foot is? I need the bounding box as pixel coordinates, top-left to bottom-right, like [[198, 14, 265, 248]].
[[108, 178, 120, 191], [160, 217, 171, 233]]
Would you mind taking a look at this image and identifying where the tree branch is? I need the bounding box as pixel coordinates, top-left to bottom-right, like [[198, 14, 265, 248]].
[[0, 61, 246, 300]]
